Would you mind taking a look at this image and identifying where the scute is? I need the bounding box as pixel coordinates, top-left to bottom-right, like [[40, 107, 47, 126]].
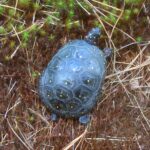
[[80, 72, 100, 90], [51, 99, 67, 112], [66, 99, 81, 112], [55, 85, 72, 101], [74, 85, 93, 103]]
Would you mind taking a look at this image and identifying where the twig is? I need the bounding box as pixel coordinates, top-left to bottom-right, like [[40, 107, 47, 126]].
[[106, 57, 150, 79], [91, 0, 122, 11], [7, 119, 33, 150], [76, 0, 91, 15], [63, 128, 88, 150], [0, 3, 24, 12], [28, 108, 50, 125]]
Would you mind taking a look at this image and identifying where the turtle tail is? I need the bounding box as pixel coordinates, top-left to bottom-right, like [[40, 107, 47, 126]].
[[85, 28, 101, 45]]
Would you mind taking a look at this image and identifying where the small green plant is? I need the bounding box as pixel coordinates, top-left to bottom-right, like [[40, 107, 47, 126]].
[[68, 10, 75, 18], [22, 31, 30, 42], [31, 70, 40, 78], [124, 9, 132, 21], [9, 40, 16, 48], [33, 2, 41, 10], [18, 0, 31, 8], [136, 36, 143, 43], [8, 9, 15, 17], [109, 14, 116, 24], [66, 19, 73, 30], [28, 115, 35, 123], [125, 0, 142, 4], [0, 6, 5, 15], [48, 34, 55, 41], [30, 24, 39, 33], [18, 24, 25, 32], [6, 20, 14, 32], [45, 16, 53, 25], [0, 26, 6, 34], [4, 55, 11, 61], [133, 8, 139, 14], [45, 0, 52, 5], [94, 21, 102, 28], [44, 0, 78, 30], [21, 42, 28, 48], [56, 0, 67, 10], [39, 29, 47, 36]]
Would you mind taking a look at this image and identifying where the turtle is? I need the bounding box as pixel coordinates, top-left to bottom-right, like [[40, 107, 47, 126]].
[[39, 28, 112, 125]]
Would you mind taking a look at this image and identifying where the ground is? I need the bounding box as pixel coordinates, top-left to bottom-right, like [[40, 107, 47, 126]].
[[0, 0, 150, 150]]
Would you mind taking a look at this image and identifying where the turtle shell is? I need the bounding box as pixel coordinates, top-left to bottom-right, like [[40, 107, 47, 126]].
[[39, 40, 106, 118]]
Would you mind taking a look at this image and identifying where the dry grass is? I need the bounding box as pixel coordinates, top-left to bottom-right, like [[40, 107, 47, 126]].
[[0, 0, 150, 150]]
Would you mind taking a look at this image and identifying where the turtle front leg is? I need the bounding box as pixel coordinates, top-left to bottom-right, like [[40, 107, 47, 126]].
[[50, 113, 58, 121], [79, 115, 90, 125], [103, 48, 112, 58]]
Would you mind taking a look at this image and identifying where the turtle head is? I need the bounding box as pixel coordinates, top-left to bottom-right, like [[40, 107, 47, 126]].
[[85, 28, 101, 45]]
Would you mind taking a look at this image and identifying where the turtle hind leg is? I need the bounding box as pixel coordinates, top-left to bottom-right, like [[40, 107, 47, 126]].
[[50, 113, 58, 121], [79, 115, 90, 125]]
